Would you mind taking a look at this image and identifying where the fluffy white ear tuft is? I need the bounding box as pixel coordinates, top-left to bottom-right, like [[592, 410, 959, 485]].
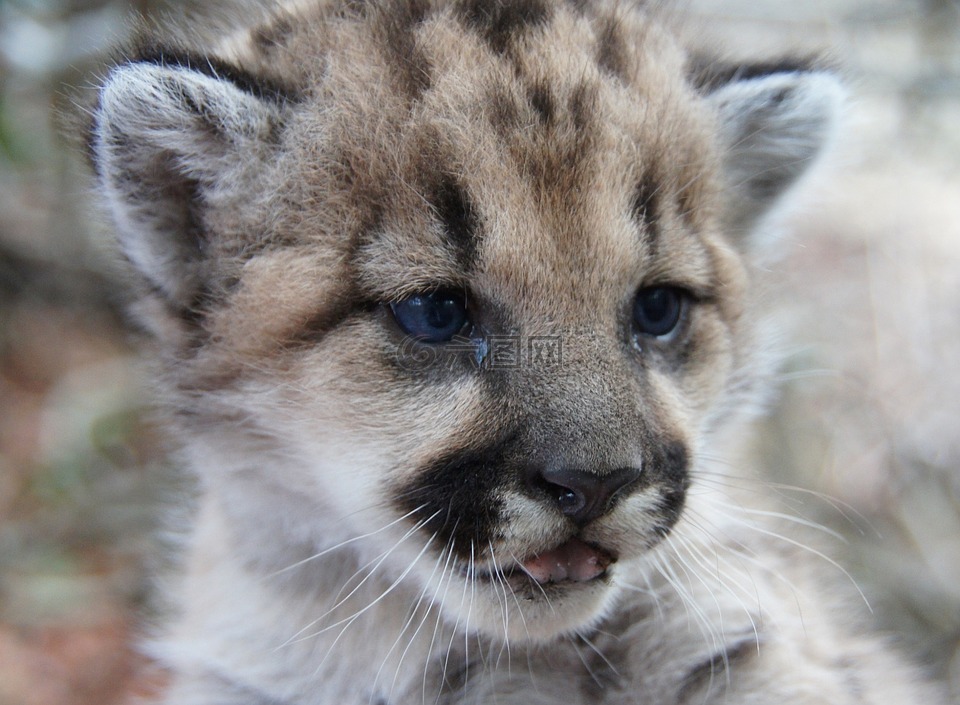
[[92, 61, 283, 306], [708, 70, 844, 242]]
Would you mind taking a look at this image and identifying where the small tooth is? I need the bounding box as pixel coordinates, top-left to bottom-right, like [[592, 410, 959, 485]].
[[520, 538, 610, 584]]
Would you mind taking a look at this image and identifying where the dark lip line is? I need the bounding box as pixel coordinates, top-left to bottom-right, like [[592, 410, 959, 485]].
[[458, 538, 619, 584], [467, 565, 614, 589]]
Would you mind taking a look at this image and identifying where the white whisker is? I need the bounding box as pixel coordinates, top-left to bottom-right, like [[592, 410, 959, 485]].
[[297, 514, 443, 649], [708, 508, 872, 613], [423, 537, 459, 705], [376, 535, 448, 703], [269, 504, 429, 578]]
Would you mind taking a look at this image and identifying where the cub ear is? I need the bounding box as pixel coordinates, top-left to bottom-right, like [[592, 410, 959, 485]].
[[705, 65, 844, 243], [91, 58, 285, 307]]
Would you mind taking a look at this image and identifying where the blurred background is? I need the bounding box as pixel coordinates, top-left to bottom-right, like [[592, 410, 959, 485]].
[[0, 0, 957, 703]]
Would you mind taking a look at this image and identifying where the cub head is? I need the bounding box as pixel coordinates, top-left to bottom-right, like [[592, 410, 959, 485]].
[[90, 0, 841, 642]]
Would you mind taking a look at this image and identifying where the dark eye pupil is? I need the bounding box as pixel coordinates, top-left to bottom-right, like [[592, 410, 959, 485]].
[[390, 290, 468, 343], [634, 287, 683, 337]]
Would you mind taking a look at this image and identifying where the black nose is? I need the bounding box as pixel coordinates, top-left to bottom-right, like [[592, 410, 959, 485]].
[[531, 466, 642, 525]]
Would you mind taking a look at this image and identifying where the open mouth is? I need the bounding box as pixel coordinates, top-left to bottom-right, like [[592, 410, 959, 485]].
[[476, 537, 616, 586]]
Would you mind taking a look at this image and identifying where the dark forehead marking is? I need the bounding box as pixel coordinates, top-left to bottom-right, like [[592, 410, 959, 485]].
[[486, 81, 554, 137], [374, 0, 434, 98], [527, 80, 555, 125], [456, 0, 553, 55], [568, 80, 598, 132], [518, 80, 599, 194], [595, 14, 629, 80]]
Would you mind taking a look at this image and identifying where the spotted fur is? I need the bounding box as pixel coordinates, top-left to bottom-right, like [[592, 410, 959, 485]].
[[87, 1, 944, 703]]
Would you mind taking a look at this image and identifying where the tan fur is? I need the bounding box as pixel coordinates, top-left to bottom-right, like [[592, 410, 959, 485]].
[[86, 1, 945, 703]]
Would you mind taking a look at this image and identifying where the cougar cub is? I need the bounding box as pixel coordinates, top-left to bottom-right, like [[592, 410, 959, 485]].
[[87, 1, 943, 703]]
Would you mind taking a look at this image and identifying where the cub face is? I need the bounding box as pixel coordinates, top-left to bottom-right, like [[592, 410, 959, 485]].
[[90, 0, 841, 642]]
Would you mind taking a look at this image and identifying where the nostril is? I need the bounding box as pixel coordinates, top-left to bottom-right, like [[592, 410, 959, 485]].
[[551, 485, 585, 516], [526, 468, 584, 515], [532, 466, 642, 525]]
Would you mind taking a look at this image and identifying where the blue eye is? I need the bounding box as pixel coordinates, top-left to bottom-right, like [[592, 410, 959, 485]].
[[390, 290, 469, 343], [633, 287, 685, 338]]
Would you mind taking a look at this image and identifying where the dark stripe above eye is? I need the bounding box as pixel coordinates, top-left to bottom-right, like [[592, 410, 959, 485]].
[[431, 177, 481, 270], [632, 174, 660, 236]]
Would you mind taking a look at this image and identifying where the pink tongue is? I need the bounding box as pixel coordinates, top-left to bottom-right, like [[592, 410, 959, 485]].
[[521, 538, 612, 584]]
